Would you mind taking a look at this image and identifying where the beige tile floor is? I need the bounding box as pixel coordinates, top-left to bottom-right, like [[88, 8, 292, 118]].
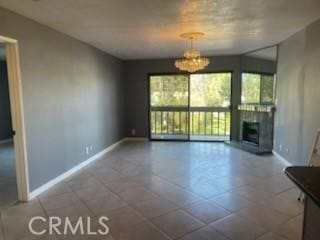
[[0, 141, 18, 211], [0, 141, 304, 240]]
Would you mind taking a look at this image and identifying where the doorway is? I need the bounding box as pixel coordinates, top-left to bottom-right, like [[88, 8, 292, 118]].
[[0, 47, 17, 209], [149, 72, 232, 141], [0, 36, 29, 203]]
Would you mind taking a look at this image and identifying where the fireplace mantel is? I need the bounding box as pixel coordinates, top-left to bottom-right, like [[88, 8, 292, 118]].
[[238, 104, 275, 113]]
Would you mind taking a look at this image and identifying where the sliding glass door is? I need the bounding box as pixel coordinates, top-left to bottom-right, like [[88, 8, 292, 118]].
[[149, 73, 231, 141], [149, 75, 189, 140], [189, 73, 231, 141]]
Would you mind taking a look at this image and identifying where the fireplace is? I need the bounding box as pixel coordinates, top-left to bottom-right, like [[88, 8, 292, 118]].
[[242, 121, 260, 145], [225, 105, 275, 154]]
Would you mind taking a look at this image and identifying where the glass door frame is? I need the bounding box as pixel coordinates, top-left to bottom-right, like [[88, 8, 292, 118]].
[[148, 71, 233, 142]]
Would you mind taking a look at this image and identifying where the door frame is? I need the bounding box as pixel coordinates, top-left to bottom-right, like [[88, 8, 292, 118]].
[[148, 71, 233, 142], [148, 73, 190, 141], [0, 35, 29, 201]]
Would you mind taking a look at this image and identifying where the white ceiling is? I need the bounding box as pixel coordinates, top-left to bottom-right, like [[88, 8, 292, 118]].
[[0, 0, 319, 60]]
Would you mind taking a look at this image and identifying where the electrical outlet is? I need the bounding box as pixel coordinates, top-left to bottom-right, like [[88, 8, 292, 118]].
[[279, 144, 282, 152], [286, 148, 289, 153], [131, 129, 136, 136], [90, 145, 93, 151], [86, 147, 89, 155]]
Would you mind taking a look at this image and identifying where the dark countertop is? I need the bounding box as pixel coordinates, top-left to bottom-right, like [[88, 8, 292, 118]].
[[285, 166, 320, 207]]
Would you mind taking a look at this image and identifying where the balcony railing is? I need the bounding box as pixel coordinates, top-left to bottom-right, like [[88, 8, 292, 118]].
[[150, 106, 230, 141]]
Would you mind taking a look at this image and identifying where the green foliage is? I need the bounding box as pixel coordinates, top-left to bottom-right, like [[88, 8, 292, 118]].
[[241, 73, 261, 104], [150, 73, 232, 107], [150, 73, 232, 137], [150, 111, 230, 136], [261, 75, 275, 103], [150, 75, 188, 106], [190, 73, 231, 107], [241, 73, 275, 104]]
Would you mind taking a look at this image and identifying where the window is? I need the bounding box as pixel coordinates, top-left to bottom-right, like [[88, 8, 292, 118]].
[[150, 75, 188, 107], [190, 73, 231, 107], [241, 72, 275, 104]]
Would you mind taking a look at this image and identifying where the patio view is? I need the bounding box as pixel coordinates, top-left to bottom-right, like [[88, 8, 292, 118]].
[[149, 73, 231, 141]]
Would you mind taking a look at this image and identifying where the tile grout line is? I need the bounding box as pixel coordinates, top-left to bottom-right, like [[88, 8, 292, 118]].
[[140, 219, 174, 240], [0, 141, 304, 240]]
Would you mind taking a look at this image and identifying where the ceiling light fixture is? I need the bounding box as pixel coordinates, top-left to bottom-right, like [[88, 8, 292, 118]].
[[175, 32, 210, 73]]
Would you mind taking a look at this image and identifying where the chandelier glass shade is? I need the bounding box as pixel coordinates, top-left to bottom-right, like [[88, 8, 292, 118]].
[[175, 32, 210, 73]]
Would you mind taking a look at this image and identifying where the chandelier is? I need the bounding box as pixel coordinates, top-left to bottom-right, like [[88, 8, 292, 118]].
[[175, 32, 210, 73]]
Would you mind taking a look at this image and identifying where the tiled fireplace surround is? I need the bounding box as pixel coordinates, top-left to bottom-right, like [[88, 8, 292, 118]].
[[237, 105, 275, 153]]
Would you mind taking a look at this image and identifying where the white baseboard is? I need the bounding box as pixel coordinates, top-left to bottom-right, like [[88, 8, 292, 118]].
[[272, 150, 292, 167], [123, 137, 149, 141], [0, 138, 13, 145], [29, 138, 125, 200]]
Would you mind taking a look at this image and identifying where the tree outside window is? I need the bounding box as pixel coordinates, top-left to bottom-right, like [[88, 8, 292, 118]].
[[241, 72, 275, 105]]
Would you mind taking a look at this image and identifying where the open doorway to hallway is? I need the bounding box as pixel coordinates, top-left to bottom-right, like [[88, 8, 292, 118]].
[[0, 43, 17, 209]]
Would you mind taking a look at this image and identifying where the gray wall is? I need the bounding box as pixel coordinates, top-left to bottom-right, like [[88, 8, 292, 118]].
[[0, 7, 125, 191], [274, 19, 320, 165], [241, 56, 277, 74], [124, 56, 276, 140], [0, 60, 13, 141], [124, 57, 242, 141]]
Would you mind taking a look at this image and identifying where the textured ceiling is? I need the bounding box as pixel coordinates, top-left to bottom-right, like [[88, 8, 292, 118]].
[[0, 0, 319, 60], [246, 46, 277, 61]]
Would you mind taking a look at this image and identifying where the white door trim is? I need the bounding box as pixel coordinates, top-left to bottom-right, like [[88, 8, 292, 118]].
[[0, 35, 30, 201]]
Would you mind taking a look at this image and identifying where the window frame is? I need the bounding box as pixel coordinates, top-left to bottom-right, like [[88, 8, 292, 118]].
[[241, 71, 276, 105], [148, 71, 234, 142]]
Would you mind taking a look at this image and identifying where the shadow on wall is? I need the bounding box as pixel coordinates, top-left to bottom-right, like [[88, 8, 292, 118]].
[[0, 60, 13, 141]]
